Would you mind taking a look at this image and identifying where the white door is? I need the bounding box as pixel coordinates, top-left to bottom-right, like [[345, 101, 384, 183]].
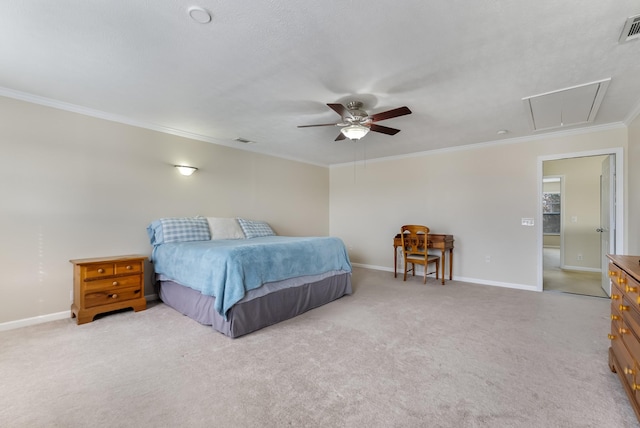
[[600, 155, 615, 297]]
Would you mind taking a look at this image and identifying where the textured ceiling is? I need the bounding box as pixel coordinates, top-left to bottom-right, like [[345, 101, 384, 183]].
[[1, 1, 640, 166]]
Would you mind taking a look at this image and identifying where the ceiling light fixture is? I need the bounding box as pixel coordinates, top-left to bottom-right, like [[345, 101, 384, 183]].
[[174, 165, 198, 176], [188, 6, 212, 24], [340, 124, 370, 140]]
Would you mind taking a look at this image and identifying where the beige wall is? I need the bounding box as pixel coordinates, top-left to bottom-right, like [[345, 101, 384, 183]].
[[629, 114, 640, 255], [543, 156, 606, 270], [330, 127, 628, 289], [0, 96, 329, 324]]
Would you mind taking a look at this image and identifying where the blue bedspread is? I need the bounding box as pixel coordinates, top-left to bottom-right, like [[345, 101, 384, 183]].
[[151, 236, 352, 318]]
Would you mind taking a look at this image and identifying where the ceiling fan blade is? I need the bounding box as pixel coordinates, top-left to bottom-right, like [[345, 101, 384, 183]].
[[369, 106, 412, 122], [334, 133, 347, 141], [297, 123, 338, 128], [327, 103, 353, 119], [370, 123, 401, 135]]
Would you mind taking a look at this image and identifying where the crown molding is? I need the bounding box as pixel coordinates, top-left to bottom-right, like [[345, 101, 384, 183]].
[[0, 87, 329, 168]]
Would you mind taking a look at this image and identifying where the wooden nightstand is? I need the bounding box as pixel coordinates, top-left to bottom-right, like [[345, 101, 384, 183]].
[[70, 255, 147, 325]]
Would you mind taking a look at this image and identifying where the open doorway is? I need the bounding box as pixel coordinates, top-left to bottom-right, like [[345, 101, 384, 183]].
[[538, 149, 624, 296]]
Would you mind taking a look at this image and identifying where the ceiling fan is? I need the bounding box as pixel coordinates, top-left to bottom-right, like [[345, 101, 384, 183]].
[[298, 101, 412, 141]]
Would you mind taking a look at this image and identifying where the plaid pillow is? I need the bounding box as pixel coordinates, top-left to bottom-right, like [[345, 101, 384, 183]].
[[158, 217, 211, 243], [236, 218, 276, 239]]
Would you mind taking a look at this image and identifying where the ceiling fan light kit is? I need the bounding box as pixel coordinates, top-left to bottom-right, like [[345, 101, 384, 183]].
[[298, 101, 411, 142], [340, 124, 370, 140]]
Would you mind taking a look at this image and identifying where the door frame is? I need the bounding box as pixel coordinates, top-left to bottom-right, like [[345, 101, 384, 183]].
[[536, 148, 624, 292]]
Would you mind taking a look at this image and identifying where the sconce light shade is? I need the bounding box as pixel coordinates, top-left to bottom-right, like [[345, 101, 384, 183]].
[[340, 124, 370, 140], [174, 165, 198, 176]]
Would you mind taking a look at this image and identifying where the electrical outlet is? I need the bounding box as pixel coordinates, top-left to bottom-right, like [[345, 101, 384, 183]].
[[485, 255, 491, 263], [577, 254, 583, 261]]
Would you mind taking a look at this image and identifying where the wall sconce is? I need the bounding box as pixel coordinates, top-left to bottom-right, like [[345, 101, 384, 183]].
[[174, 165, 198, 176]]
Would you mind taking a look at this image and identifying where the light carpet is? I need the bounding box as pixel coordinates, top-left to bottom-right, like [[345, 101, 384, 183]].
[[0, 267, 637, 427]]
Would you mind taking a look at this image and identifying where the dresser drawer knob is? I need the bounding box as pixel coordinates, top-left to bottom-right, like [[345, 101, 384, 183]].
[[611, 314, 620, 321], [97, 268, 105, 274], [620, 305, 630, 312], [633, 383, 640, 391], [608, 334, 617, 340], [112, 281, 119, 286], [624, 367, 636, 375], [612, 294, 620, 300], [618, 277, 628, 285], [609, 270, 618, 277], [626, 285, 638, 293], [110, 294, 118, 299], [619, 327, 629, 335], [126, 265, 132, 270]]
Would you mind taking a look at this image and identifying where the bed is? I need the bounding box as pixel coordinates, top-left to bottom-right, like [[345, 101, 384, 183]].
[[147, 217, 352, 338]]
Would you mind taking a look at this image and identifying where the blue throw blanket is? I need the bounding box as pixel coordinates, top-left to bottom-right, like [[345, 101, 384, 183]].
[[151, 236, 352, 318]]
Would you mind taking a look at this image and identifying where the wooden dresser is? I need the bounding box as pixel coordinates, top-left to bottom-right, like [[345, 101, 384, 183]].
[[608, 254, 640, 422], [70, 255, 147, 325]]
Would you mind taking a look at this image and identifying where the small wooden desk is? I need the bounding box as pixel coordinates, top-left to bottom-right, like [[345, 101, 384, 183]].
[[393, 233, 454, 284]]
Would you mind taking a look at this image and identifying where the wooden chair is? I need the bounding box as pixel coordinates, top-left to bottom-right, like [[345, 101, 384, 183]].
[[400, 225, 440, 284]]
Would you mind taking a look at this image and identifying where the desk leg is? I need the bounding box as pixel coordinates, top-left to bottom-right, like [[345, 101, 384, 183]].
[[441, 249, 445, 285], [449, 248, 453, 281]]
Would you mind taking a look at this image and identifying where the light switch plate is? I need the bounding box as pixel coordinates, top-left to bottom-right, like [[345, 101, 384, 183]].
[[521, 218, 534, 226]]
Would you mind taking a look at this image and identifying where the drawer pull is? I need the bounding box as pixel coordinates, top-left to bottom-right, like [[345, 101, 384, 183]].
[[609, 270, 618, 277], [620, 305, 630, 312], [612, 294, 620, 300], [110, 294, 118, 299], [618, 277, 628, 285], [97, 268, 105, 274], [626, 285, 638, 293], [608, 334, 617, 340], [633, 384, 640, 391], [112, 281, 119, 286], [611, 314, 620, 321], [619, 327, 629, 335], [624, 367, 636, 375], [126, 265, 132, 270]]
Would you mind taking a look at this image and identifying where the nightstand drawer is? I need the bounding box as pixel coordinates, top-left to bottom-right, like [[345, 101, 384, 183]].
[[84, 286, 143, 309], [84, 263, 115, 279], [84, 274, 142, 292], [115, 261, 142, 275]]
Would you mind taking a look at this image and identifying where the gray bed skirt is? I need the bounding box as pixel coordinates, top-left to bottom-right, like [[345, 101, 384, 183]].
[[158, 272, 352, 338]]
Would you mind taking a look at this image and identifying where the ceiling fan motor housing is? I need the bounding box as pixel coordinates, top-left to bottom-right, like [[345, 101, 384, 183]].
[[346, 101, 369, 123]]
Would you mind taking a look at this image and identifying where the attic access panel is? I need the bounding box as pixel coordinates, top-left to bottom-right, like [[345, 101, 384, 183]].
[[522, 78, 611, 131]]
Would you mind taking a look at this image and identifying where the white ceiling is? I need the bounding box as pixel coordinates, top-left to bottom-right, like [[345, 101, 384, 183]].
[[2, 1, 640, 166]]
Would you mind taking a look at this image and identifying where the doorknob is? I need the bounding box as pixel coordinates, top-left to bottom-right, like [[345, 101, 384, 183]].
[[596, 228, 604, 232]]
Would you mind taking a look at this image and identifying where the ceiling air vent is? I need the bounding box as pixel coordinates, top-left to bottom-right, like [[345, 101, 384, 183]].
[[234, 137, 255, 144], [619, 14, 640, 43]]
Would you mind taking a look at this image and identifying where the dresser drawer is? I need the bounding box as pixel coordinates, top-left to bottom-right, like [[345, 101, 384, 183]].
[[84, 286, 143, 309], [84, 274, 142, 293], [612, 322, 637, 387]]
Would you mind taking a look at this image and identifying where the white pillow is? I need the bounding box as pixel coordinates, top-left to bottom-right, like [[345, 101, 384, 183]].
[[206, 217, 245, 240]]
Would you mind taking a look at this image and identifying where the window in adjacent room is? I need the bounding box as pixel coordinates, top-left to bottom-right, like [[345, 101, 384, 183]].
[[542, 191, 561, 234]]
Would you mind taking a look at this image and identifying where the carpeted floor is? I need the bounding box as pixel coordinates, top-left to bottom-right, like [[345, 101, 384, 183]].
[[0, 267, 637, 427]]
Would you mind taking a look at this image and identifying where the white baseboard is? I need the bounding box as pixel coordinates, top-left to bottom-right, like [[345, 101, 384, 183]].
[[352, 263, 538, 292], [0, 311, 70, 332], [561, 265, 601, 273], [0, 294, 160, 332]]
